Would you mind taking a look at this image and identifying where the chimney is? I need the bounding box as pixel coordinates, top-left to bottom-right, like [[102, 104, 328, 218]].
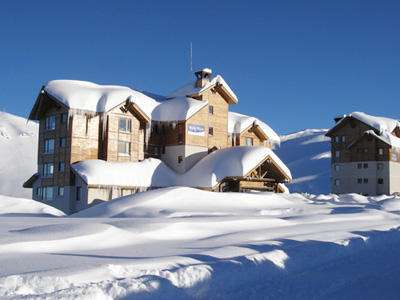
[[195, 68, 212, 88]]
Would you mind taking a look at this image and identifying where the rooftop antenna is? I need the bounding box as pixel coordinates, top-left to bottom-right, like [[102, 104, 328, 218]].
[[190, 42, 193, 73]]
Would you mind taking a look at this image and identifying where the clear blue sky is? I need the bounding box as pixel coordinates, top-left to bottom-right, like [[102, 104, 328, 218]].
[[0, 0, 399, 134]]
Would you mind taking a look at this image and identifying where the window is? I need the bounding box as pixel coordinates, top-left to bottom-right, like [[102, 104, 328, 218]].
[[208, 127, 214, 136], [44, 139, 55, 154], [36, 187, 42, 197], [378, 148, 384, 155], [378, 178, 384, 185], [334, 179, 340, 186], [43, 163, 54, 177], [357, 178, 362, 184], [335, 136, 340, 143], [334, 164, 340, 172], [341, 136, 346, 143], [61, 113, 68, 124], [58, 161, 65, 172], [58, 186, 64, 196], [59, 137, 67, 148], [42, 187, 53, 202], [377, 163, 383, 170], [245, 137, 254, 146], [162, 146, 166, 154], [119, 117, 132, 132], [178, 155, 183, 164], [363, 163, 368, 169], [335, 151, 340, 158], [44, 115, 56, 130], [357, 163, 362, 169], [76, 186, 81, 202], [118, 141, 131, 155], [208, 105, 214, 115], [363, 178, 368, 184]]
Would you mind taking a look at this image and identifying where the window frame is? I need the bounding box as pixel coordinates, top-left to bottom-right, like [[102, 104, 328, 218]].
[[43, 163, 54, 178], [208, 105, 214, 115], [44, 115, 56, 131], [118, 117, 132, 133], [44, 139, 55, 154], [118, 141, 131, 155], [245, 137, 254, 146]]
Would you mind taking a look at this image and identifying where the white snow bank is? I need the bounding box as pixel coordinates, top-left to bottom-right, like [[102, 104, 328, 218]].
[[228, 112, 280, 145], [72, 146, 292, 189], [280, 129, 329, 142], [71, 158, 176, 187], [44, 80, 159, 118], [73, 186, 296, 218], [1, 189, 400, 298], [0, 112, 38, 198], [169, 75, 238, 103], [0, 194, 64, 216]]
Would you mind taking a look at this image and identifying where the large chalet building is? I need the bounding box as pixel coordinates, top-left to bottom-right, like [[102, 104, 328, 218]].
[[326, 112, 400, 195], [24, 68, 291, 213]]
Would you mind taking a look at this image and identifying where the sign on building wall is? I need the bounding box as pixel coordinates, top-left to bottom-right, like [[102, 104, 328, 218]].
[[187, 124, 205, 136]]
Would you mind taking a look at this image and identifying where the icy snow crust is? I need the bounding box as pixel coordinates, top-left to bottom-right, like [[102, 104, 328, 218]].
[[228, 112, 281, 145], [72, 146, 292, 188], [1, 188, 400, 299]]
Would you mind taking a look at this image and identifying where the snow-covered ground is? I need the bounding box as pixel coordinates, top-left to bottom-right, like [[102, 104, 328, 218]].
[[1, 187, 400, 299], [277, 129, 331, 194], [0, 111, 38, 198]]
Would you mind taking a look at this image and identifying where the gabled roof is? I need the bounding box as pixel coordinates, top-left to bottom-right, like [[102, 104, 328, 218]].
[[348, 130, 400, 149], [71, 146, 292, 189], [228, 112, 281, 145], [168, 75, 238, 104], [327, 112, 400, 136]]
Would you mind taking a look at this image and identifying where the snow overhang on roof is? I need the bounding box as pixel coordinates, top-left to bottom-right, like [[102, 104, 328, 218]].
[[228, 112, 281, 145], [327, 111, 400, 136], [71, 147, 292, 190], [178, 146, 292, 189], [168, 75, 238, 104], [348, 130, 400, 150]]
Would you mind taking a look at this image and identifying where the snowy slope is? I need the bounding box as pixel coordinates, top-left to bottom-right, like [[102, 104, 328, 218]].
[[276, 129, 331, 194], [0, 111, 38, 198], [0, 194, 64, 216], [1, 187, 400, 299]]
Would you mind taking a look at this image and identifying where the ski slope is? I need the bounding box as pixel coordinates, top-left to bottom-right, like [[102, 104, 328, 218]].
[[277, 129, 331, 194], [0, 111, 38, 198]]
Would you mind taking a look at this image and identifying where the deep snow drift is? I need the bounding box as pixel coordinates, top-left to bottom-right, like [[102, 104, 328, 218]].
[[276, 129, 331, 194], [0, 111, 38, 198], [1, 187, 400, 299]]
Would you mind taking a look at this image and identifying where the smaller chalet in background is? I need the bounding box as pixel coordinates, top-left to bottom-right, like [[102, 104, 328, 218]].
[[24, 68, 291, 214], [326, 112, 400, 195]]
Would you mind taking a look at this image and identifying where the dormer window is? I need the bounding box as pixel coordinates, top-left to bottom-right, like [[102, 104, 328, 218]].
[[44, 115, 56, 130]]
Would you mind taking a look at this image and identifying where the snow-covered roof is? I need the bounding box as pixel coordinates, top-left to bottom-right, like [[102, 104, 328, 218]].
[[168, 75, 238, 103], [44, 80, 159, 118], [151, 96, 208, 122], [228, 112, 281, 145], [71, 158, 176, 187], [332, 112, 400, 134], [180, 146, 291, 188], [43, 80, 212, 122], [364, 130, 400, 149], [72, 147, 291, 189]]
